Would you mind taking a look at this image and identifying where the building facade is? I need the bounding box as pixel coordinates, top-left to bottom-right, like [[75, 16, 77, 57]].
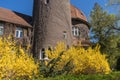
[[0, 0, 90, 59], [71, 5, 90, 47], [0, 7, 32, 47], [32, 0, 73, 58]]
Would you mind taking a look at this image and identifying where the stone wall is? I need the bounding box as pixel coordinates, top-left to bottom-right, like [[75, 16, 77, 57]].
[[0, 21, 31, 47], [32, 0, 72, 58]]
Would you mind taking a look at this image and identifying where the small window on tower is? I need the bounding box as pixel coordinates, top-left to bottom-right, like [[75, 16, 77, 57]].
[[44, 0, 49, 4], [40, 48, 45, 60], [40, 48, 49, 60], [63, 31, 67, 39], [72, 27, 80, 36]]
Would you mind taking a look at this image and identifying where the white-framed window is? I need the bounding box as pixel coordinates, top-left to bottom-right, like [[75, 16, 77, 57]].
[[40, 48, 46, 60], [0, 23, 4, 35], [63, 31, 67, 39], [40, 48, 49, 60], [72, 27, 80, 36], [15, 27, 23, 38]]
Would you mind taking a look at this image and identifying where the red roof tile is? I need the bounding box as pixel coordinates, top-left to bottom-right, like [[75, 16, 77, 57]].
[[0, 7, 32, 27], [0, 5, 87, 27], [71, 5, 87, 22]]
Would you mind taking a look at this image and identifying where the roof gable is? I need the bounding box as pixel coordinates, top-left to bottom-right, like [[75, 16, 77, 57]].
[[0, 7, 32, 27], [71, 5, 87, 22]]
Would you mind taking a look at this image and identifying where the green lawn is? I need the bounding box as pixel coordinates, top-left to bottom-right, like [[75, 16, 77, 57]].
[[34, 71, 120, 80]]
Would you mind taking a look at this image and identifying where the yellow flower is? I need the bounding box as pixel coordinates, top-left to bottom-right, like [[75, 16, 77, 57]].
[[0, 37, 38, 79], [46, 42, 111, 74]]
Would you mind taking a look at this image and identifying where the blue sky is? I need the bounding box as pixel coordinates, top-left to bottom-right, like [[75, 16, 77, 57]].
[[0, 0, 116, 18], [0, 0, 33, 15]]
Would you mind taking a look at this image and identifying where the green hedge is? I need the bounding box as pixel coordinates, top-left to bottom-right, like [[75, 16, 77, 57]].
[[34, 71, 120, 80]]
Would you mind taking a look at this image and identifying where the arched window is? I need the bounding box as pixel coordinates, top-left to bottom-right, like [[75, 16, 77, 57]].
[[40, 48, 49, 60], [63, 31, 67, 39], [44, 0, 49, 4], [48, 46, 52, 51], [40, 48, 45, 60], [72, 27, 80, 36]]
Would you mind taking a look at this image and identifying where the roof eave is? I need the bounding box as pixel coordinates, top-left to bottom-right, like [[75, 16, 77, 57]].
[[72, 18, 91, 29], [0, 19, 32, 28]]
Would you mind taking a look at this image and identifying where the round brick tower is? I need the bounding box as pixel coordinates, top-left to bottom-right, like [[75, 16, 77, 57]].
[[32, 0, 72, 59]]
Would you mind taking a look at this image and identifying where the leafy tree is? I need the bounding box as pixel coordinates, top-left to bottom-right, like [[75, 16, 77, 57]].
[[108, 0, 120, 5], [90, 3, 120, 70], [107, 0, 120, 31]]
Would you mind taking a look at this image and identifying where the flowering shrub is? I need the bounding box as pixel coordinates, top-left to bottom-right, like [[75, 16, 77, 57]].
[[39, 42, 64, 77], [0, 37, 38, 80], [46, 42, 111, 75]]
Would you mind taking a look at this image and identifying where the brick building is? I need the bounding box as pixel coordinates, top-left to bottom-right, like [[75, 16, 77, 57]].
[[0, 0, 90, 59], [0, 7, 32, 47]]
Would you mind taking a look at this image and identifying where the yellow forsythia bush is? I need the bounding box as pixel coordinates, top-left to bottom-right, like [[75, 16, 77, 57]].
[[0, 37, 38, 80], [46, 42, 111, 75]]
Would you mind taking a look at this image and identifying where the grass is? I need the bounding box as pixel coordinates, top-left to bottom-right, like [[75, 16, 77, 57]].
[[34, 71, 120, 80]]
